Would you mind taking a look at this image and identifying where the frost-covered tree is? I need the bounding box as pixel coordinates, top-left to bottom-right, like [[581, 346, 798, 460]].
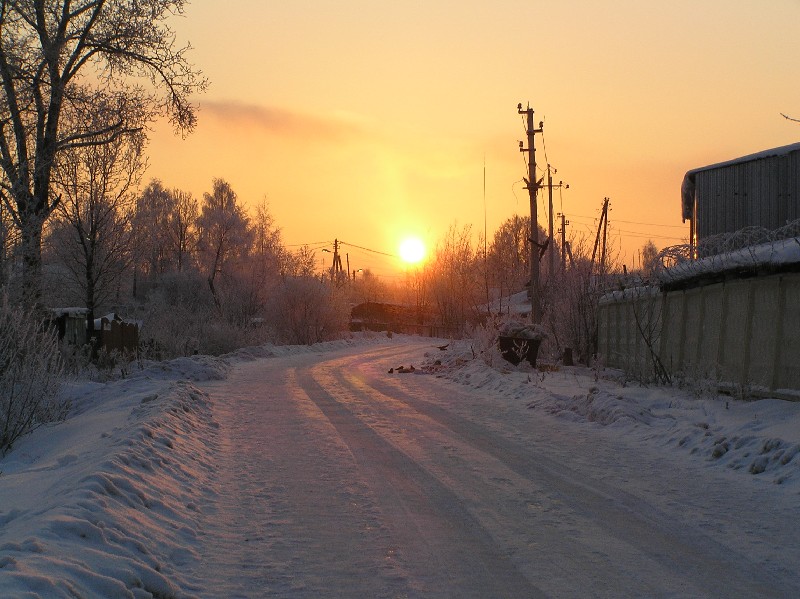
[[135, 179, 174, 278], [196, 178, 252, 308], [250, 200, 285, 284], [168, 188, 198, 273], [267, 276, 347, 345], [0, 0, 205, 305], [286, 245, 318, 278], [640, 240, 660, 278], [428, 223, 481, 332], [48, 112, 144, 331]]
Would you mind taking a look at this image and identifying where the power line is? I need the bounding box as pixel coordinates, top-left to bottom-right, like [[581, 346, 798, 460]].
[[568, 213, 685, 229], [339, 240, 398, 258], [614, 229, 686, 241], [284, 240, 332, 248]]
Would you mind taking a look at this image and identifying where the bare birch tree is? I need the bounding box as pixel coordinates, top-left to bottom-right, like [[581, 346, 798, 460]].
[[48, 113, 145, 332], [168, 187, 197, 272], [0, 0, 205, 305]]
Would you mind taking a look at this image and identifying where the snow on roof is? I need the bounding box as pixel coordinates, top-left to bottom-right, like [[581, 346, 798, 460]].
[[50, 307, 89, 317], [687, 142, 800, 176]]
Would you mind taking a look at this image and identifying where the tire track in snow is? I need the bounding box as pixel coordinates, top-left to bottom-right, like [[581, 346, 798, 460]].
[[311, 344, 797, 598], [296, 363, 544, 598], [194, 352, 414, 598]]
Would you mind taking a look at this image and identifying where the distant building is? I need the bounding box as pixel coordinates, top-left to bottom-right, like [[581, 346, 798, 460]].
[[49, 309, 139, 355], [681, 142, 800, 250], [349, 302, 456, 338]]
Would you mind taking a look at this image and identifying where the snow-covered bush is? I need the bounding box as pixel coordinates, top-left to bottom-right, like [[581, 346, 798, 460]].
[[0, 297, 67, 455], [499, 321, 547, 340], [465, 319, 503, 367], [543, 260, 601, 365], [138, 271, 215, 358], [266, 277, 348, 345]]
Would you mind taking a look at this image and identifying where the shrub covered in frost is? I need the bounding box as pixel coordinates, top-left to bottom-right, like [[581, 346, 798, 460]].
[[499, 321, 548, 340], [0, 298, 67, 455]]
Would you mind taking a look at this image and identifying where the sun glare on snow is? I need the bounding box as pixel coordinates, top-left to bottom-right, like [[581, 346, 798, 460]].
[[399, 237, 426, 264]]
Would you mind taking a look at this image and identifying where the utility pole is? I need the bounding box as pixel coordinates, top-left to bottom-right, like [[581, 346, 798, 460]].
[[557, 212, 570, 272], [518, 103, 543, 324], [590, 198, 610, 275], [545, 165, 568, 282], [326, 239, 344, 284]]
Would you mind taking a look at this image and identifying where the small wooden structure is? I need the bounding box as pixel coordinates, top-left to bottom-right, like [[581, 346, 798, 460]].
[[50, 308, 89, 346], [349, 302, 456, 337], [93, 313, 139, 355]]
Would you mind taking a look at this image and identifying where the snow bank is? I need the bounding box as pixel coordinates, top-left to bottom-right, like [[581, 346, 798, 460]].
[[0, 333, 396, 597], [1, 332, 797, 597], [421, 341, 800, 490], [0, 374, 218, 598]]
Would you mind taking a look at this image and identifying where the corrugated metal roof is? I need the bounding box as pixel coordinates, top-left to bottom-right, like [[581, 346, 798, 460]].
[[681, 142, 800, 222], [686, 142, 800, 176]]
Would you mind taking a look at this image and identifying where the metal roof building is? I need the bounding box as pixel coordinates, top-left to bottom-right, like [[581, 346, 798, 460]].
[[681, 142, 800, 247]]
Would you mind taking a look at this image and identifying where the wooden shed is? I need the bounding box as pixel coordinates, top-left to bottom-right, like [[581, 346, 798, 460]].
[[50, 307, 89, 346], [681, 143, 800, 250]]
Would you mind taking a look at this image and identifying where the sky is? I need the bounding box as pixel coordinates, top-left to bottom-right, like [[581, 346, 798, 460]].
[[145, 0, 800, 278]]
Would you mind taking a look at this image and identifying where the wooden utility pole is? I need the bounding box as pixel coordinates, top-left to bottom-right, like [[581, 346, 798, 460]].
[[547, 166, 554, 281], [518, 103, 543, 324], [590, 198, 610, 275], [330, 238, 344, 284], [545, 165, 568, 282], [558, 212, 570, 272]]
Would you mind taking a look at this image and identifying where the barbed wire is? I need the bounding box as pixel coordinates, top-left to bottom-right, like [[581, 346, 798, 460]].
[[652, 218, 800, 283]]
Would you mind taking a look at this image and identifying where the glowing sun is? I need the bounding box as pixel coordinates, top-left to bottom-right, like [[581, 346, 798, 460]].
[[398, 237, 426, 264]]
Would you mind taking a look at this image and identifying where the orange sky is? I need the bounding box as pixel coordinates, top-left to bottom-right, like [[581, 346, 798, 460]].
[[145, 0, 800, 278]]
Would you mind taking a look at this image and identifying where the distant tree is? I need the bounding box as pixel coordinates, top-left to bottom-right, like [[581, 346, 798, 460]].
[[428, 223, 480, 332], [250, 200, 285, 286], [543, 235, 600, 365], [196, 178, 252, 309], [286, 245, 318, 278], [354, 268, 389, 304], [132, 181, 198, 298], [640, 240, 660, 277], [488, 215, 531, 307], [0, 0, 205, 305], [135, 180, 174, 276], [267, 277, 348, 345], [484, 214, 550, 315], [216, 201, 286, 325], [48, 115, 145, 331], [168, 188, 199, 273]]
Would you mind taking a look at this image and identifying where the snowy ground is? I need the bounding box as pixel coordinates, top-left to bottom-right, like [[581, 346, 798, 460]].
[[0, 334, 798, 597]]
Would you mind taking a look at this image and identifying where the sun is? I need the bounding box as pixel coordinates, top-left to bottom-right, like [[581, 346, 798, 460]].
[[398, 237, 426, 265]]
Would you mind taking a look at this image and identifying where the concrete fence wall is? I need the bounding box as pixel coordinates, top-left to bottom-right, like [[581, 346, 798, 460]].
[[597, 273, 800, 395]]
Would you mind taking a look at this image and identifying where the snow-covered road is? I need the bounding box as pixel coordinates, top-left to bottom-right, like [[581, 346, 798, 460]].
[[187, 341, 800, 598]]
